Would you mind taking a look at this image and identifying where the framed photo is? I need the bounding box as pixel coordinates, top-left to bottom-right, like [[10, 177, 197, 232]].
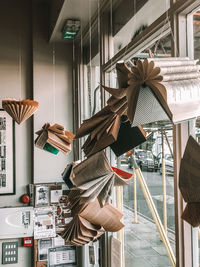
[[0, 109, 15, 195], [38, 238, 53, 261], [35, 185, 50, 207]]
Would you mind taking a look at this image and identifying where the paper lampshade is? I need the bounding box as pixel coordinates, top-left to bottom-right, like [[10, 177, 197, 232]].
[[2, 99, 39, 124]]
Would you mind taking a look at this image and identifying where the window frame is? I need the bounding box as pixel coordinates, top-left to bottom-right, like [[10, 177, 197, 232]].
[[74, 1, 200, 266]]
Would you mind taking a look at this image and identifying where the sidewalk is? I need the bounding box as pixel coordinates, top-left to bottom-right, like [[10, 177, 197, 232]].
[[123, 207, 175, 267]]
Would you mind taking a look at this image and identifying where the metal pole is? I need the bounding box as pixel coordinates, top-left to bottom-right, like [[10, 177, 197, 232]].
[[116, 157, 124, 267], [163, 130, 173, 158], [133, 158, 176, 267], [116, 186, 124, 267], [132, 155, 138, 224], [161, 131, 167, 233]]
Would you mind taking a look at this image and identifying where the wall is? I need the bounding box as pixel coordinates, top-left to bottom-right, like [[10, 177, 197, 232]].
[[33, 1, 73, 183], [0, 0, 73, 266], [0, 1, 33, 266]]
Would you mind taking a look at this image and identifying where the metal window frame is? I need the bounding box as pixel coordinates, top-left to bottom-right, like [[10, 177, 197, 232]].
[[171, 1, 200, 266]]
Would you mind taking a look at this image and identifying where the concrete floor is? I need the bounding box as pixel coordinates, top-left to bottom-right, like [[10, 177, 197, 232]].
[[123, 208, 175, 267]]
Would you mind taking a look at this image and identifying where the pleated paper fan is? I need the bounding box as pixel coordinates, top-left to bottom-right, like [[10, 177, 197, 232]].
[[2, 99, 39, 124]]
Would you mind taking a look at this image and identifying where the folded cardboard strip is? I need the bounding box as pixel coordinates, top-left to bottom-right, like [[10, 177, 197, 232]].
[[2, 99, 39, 124], [179, 136, 200, 227], [35, 123, 75, 155]]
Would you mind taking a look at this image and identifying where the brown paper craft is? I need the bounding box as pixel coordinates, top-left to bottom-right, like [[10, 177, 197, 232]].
[[69, 151, 129, 207], [126, 57, 200, 126], [61, 199, 124, 245], [35, 123, 75, 155], [76, 63, 146, 157], [2, 99, 39, 124], [179, 135, 200, 227], [62, 162, 78, 189]]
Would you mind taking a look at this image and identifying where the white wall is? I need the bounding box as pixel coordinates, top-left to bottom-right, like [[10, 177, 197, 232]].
[[0, 1, 73, 266], [33, 1, 73, 183], [0, 1, 33, 266]]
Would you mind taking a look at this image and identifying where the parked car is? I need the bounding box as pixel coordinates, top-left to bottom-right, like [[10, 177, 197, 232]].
[[120, 153, 128, 165], [156, 153, 174, 175], [128, 149, 155, 171]]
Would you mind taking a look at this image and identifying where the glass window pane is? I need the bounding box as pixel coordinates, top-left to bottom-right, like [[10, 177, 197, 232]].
[[113, 0, 170, 56], [108, 59, 175, 267]]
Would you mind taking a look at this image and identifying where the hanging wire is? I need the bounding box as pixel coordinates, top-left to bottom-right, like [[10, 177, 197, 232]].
[[88, 0, 92, 117], [110, 0, 113, 71], [19, 34, 22, 100], [168, 5, 179, 57], [17, 5, 23, 101], [52, 44, 56, 122], [122, 0, 136, 62], [79, 0, 85, 161], [154, 0, 169, 55], [97, 0, 100, 57], [153, 0, 179, 57], [107, 0, 116, 92], [93, 0, 101, 114], [80, 0, 84, 121], [72, 38, 78, 160]]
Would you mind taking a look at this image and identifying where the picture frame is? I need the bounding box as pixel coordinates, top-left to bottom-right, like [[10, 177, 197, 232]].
[[38, 238, 53, 261], [0, 109, 15, 195], [35, 185, 50, 207]]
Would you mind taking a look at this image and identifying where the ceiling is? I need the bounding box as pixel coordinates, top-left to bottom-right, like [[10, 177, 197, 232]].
[[50, 0, 99, 43]]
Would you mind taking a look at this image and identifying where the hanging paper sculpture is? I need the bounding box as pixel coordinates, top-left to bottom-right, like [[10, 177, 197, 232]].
[[35, 123, 75, 155], [76, 63, 147, 157], [127, 57, 200, 126], [61, 198, 124, 245], [179, 135, 200, 227], [2, 99, 39, 124], [110, 115, 146, 156], [62, 161, 80, 189], [62, 151, 131, 207]]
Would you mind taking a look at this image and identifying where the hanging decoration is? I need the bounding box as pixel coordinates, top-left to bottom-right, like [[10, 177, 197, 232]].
[[126, 57, 200, 126], [76, 63, 147, 157], [2, 99, 39, 125], [62, 151, 131, 207], [35, 123, 75, 155], [179, 135, 200, 227], [60, 150, 131, 245], [61, 197, 124, 245]]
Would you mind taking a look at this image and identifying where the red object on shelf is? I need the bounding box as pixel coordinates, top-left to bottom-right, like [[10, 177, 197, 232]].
[[112, 166, 132, 179], [21, 194, 30, 204], [23, 237, 33, 247]]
